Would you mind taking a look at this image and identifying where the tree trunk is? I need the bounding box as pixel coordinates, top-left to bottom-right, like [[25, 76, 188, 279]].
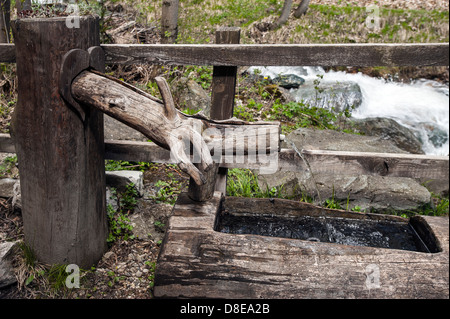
[[294, 0, 311, 18], [161, 0, 179, 44], [11, 17, 108, 268], [271, 0, 292, 30]]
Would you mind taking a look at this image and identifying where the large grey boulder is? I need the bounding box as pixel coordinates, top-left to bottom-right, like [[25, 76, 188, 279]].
[[171, 77, 211, 117], [284, 127, 408, 153], [259, 128, 432, 213], [0, 241, 18, 289], [0, 178, 17, 199], [292, 81, 363, 112], [104, 115, 147, 142], [258, 172, 431, 213], [353, 117, 425, 154], [128, 200, 173, 243], [106, 170, 144, 197]]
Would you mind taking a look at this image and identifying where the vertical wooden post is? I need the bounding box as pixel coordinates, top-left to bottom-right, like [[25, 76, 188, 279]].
[[161, 0, 179, 44], [210, 27, 241, 194], [0, 0, 10, 43], [11, 17, 108, 268]]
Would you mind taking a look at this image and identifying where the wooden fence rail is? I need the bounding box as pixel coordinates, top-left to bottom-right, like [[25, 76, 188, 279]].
[[1, 43, 449, 66], [1, 133, 448, 181]]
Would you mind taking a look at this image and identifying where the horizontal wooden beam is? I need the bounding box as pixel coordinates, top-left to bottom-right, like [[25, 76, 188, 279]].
[[101, 43, 449, 67], [278, 149, 449, 180], [3, 43, 448, 67], [1, 134, 447, 181]]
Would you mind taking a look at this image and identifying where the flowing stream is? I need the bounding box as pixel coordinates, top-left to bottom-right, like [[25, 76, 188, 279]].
[[249, 66, 450, 156]]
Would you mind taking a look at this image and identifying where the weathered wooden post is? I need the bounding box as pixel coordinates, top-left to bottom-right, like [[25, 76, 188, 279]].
[[210, 27, 241, 194], [161, 0, 179, 44], [11, 16, 108, 268]]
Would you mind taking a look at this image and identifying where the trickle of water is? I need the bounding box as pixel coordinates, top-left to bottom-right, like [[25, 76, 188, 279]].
[[286, 138, 322, 204]]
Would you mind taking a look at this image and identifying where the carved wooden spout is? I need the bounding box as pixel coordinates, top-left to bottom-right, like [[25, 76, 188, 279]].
[[71, 70, 280, 186]]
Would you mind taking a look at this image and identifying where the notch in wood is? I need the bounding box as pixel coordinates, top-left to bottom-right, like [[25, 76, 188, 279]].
[[60, 49, 90, 122]]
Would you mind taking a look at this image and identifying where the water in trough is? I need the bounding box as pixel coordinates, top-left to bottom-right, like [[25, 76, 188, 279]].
[[215, 206, 437, 253]]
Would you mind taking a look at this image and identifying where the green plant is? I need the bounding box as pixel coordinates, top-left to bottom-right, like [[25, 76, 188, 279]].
[[107, 203, 134, 244], [0, 155, 18, 178], [106, 184, 139, 244], [154, 220, 166, 232], [421, 194, 449, 217], [227, 168, 262, 198], [152, 179, 182, 205], [120, 183, 139, 212], [145, 261, 157, 289], [105, 160, 153, 173], [46, 264, 73, 292]]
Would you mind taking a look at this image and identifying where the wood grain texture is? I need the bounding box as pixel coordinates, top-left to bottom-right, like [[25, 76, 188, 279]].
[[3, 43, 449, 66], [210, 27, 241, 194], [278, 149, 449, 180], [1, 134, 447, 181], [154, 193, 449, 299], [10, 17, 108, 268], [102, 43, 449, 67], [161, 0, 179, 44]]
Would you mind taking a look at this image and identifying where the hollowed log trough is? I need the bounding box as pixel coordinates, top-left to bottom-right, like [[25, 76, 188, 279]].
[[154, 193, 449, 299]]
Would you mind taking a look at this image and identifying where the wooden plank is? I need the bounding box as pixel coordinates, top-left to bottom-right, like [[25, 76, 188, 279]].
[[210, 27, 241, 194], [1, 134, 447, 181], [278, 149, 449, 180], [3, 43, 449, 66], [154, 193, 449, 298], [10, 17, 108, 268], [102, 43, 450, 67], [0, 43, 15, 62], [188, 163, 220, 202]]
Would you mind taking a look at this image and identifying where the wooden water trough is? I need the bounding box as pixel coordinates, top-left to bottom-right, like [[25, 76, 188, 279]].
[[0, 16, 448, 298], [154, 193, 449, 299]]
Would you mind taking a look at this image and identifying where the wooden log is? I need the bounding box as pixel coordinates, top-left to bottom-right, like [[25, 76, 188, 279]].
[[188, 163, 220, 202], [3, 43, 449, 66], [294, 0, 311, 18], [271, 0, 293, 30], [154, 194, 449, 299], [278, 149, 449, 180], [101, 43, 450, 67], [209, 27, 241, 194], [161, 0, 179, 44], [10, 17, 108, 268], [70, 70, 280, 187]]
